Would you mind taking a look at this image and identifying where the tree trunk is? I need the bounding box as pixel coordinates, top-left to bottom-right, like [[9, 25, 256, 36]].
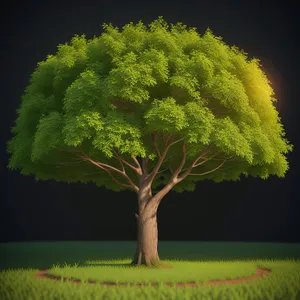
[[131, 209, 160, 267], [130, 180, 162, 267]]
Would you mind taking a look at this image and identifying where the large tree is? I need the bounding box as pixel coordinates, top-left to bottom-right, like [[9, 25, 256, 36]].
[[7, 17, 293, 267]]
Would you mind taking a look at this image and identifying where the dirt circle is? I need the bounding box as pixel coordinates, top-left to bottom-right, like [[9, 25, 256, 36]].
[[35, 267, 271, 287]]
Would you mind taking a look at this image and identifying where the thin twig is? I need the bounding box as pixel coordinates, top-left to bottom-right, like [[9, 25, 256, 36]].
[[189, 159, 227, 176]]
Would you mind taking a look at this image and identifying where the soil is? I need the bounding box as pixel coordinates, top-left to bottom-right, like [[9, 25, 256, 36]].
[[35, 267, 271, 287]]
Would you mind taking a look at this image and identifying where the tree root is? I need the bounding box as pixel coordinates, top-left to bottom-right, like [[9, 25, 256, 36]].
[[130, 258, 173, 268]]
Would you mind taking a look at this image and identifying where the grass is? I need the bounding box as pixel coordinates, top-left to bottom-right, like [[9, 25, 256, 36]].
[[48, 259, 258, 284], [0, 241, 300, 299]]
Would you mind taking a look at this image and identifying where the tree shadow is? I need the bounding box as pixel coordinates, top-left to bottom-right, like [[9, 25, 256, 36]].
[[85, 263, 134, 268]]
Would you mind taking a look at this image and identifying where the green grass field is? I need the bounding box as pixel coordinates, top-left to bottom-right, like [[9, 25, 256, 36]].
[[0, 241, 300, 299], [48, 259, 258, 284]]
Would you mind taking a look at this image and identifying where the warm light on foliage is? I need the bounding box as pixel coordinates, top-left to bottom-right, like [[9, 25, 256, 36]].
[[7, 16, 293, 194]]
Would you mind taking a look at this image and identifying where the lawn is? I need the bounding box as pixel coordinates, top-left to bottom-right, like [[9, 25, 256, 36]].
[[47, 259, 258, 284], [0, 241, 300, 299]]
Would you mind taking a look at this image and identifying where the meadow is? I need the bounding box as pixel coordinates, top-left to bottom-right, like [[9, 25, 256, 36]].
[[0, 241, 300, 299]]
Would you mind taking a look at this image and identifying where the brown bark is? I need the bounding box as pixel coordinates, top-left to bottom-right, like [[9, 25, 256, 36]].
[[129, 143, 226, 268], [131, 209, 160, 267], [130, 175, 160, 267], [130, 169, 172, 268]]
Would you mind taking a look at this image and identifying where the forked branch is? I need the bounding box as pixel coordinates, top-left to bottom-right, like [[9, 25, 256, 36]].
[[177, 154, 234, 182], [79, 151, 139, 192], [178, 151, 218, 175], [143, 146, 232, 213], [58, 147, 140, 193], [91, 163, 134, 190], [189, 159, 227, 176], [113, 150, 142, 176], [146, 136, 185, 184], [131, 156, 142, 170]]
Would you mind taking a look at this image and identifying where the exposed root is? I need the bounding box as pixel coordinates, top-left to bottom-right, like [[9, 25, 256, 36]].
[[130, 258, 172, 269]]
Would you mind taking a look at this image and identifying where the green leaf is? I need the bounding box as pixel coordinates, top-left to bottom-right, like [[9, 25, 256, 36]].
[[62, 110, 103, 147], [183, 101, 215, 145], [7, 17, 293, 189], [31, 112, 64, 161], [92, 111, 146, 158], [212, 117, 253, 163], [144, 97, 188, 132]]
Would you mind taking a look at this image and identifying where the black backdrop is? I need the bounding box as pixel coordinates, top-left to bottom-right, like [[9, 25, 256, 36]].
[[1, 0, 299, 243]]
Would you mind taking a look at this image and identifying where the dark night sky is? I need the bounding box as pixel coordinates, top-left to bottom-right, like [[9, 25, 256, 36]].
[[1, 0, 299, 243]]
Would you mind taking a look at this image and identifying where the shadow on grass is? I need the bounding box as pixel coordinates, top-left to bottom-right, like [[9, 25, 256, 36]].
[[84, 263, 134, 268]]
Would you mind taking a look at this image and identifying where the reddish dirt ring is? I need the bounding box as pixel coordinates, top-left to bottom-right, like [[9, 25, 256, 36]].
[[35, 267, 271, 287]]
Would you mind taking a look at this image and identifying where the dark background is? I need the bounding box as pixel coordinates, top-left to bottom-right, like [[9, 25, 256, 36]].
[[1, 0, 299, 243]]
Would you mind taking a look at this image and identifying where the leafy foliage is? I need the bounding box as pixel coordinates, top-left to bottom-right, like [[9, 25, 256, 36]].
[[7, 17, 293, 192]]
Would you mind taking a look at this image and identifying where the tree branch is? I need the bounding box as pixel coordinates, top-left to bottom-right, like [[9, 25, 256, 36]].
[[151, 133, 161, 158], [157, 168, 169, 175], [113, 150, 142, 176], [143, 146, 208, 212], [169, 164, 174, 175], [51, 157, 86, 167], [119, 158, 125, 173], [131, 156, 142, 171], [145, 180, 176, 212], [92, 163, 134, 190], [142, 157, 149, 176], [178, 154, 234, 181], [144, 149, 232, 214], [194, 152, 219, 168], [57, 147, 81, 154], [175, 149, 212, 181], [145, 137, 185, 184], [171, 143, 187, 179], [78, 150, 139, 193], [189, 159, 227, 176], [162, 133, 172, 145], [195, 154, 238, 162]]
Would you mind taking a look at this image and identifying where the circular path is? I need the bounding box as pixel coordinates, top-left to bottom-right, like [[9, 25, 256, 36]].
[[35, 267, 271, 287]]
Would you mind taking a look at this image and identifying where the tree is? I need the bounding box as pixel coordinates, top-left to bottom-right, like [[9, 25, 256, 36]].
[[7, 17, 293, 267]]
